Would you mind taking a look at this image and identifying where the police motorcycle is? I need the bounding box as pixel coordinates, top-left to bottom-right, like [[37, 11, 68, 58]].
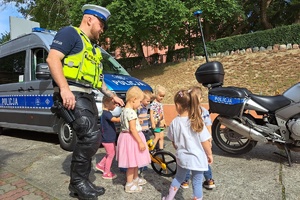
[[193, 10, 300, 166]]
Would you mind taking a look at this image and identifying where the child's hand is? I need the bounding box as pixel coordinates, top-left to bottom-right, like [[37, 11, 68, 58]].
[[151, 123, 156, 129], [138, 142, 146, 151], [139, 119, 143, 124], [159, 119, 166, 128], [159, 113, 163, 120], [207, 154, 213, 164]]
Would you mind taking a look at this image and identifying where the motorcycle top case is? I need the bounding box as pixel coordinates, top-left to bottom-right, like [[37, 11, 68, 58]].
[[195, 61, 224, 87], [208, 87, 252, 117]]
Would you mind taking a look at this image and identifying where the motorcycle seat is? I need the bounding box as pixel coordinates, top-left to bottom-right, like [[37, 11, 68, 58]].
[[249, 94, 291, 112]]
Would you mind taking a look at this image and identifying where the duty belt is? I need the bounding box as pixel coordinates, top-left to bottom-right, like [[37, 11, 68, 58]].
[[54, 86, 93, 94]]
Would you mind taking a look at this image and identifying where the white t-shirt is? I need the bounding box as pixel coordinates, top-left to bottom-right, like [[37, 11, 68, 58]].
[[167, 116, 211, 171], [120, 108, 142, 132]]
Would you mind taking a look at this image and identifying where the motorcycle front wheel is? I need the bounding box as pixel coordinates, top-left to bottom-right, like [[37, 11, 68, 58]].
[[212, 114, 257, 155]]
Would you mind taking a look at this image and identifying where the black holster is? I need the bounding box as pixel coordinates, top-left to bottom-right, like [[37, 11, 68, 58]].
[[51, 100, 75, 123]]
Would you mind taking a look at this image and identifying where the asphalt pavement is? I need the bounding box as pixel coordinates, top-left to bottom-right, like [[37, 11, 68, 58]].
[[1, 128, 300, 200]]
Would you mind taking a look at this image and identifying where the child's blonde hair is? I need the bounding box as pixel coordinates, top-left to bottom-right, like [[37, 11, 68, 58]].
[[143, 90, 154, 101], [154, 84, 166, 96], [126, 86, 144, 101], [189, 86, 203, 105]]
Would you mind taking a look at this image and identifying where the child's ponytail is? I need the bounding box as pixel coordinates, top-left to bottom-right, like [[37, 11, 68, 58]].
[[188, 89, 203, 133]]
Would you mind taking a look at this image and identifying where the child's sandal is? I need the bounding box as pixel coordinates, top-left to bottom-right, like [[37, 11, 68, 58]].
[[125, 182, 142, 193], [134, 177, 147, 186]]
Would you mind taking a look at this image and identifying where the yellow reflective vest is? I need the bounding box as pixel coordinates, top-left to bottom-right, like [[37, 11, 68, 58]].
[[63, 27, 103, 88]]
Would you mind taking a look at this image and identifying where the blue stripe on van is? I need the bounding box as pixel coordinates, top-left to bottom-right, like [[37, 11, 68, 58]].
[[208, 94, 245, 105], [0, 95, 53, 109]]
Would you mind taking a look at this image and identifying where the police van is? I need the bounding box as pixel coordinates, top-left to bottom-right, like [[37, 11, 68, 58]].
[[0, 27, 152, 151]]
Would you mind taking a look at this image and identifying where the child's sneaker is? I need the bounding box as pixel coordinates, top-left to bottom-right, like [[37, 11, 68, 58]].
[[95, 163, 104, 173], [180, 181, 189, 189], [203, 179, 215, 189], [102, 172, 117, 180]]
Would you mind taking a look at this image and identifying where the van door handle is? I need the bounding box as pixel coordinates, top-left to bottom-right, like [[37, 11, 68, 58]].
[[27, 86, 34, 91], [18, 87, 25, 92]]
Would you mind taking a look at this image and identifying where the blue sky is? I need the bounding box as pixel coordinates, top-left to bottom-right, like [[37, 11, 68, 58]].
[[0, 3, 24, 35]]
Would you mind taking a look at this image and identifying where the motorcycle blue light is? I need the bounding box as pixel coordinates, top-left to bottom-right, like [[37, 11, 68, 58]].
[[193, 10, 203, 16]]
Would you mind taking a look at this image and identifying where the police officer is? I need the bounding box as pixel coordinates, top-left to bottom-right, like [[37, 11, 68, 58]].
[[46, 4, 124, 200]]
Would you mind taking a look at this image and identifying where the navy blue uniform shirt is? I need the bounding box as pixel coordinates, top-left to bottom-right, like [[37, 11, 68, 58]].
[[49, 26, 96, 88], [50, 26, 83, 56]]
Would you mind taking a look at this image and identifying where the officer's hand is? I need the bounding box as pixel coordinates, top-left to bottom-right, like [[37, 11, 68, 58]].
[[113, 96, 125, 107], [60, 87, 76, 110]]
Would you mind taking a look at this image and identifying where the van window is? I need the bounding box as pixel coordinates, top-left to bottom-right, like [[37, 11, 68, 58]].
[[31, 48, 48, 80], [0, 51, 26, 84], [101, 52, 130, 76]]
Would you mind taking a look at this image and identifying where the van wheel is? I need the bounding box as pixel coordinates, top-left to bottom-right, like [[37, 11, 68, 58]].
[[58, 120, 77, 151]]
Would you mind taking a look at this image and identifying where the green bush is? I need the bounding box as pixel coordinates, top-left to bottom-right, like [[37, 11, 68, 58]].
[[116, 24, 300, 67], [194, 23, 300, 56]]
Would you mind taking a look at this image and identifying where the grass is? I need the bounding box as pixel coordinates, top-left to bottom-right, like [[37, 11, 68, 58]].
[[130, 48, 300, 104]]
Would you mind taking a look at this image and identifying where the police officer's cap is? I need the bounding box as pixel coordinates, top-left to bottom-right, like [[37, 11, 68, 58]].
[[82, 4, 111, 30]]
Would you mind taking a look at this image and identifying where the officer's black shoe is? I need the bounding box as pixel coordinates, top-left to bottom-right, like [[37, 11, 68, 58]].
[[87, 181, 105, 196], [69, 181, 98, 200]]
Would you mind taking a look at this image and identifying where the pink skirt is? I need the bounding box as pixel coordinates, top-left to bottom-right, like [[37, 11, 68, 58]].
[[116, 131, 151, 168]]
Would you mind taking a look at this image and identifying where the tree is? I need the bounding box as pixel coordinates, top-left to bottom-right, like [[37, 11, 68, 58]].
[[182, 0, 245, 40], [0, 32, 10, 44], [1, 0, 72, 30], [2, 0, 298, 61], [238, 0, 300, 33], [105, 0, 189, 60], [260, 0, 273, 29], [268, 0, 300, 25]]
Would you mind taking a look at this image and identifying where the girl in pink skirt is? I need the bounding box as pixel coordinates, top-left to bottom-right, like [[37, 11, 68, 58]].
[[116, 86, 151, 193]]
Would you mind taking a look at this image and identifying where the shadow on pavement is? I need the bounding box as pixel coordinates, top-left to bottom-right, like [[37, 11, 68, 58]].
[[211, 142, 300, 167], [0, 148, 23, 166], [1, 128, 60, 145]]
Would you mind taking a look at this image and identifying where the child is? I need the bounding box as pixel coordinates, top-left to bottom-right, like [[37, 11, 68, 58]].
[[95, 96, 120, 179], [116, 86, 151, 193], [181, 86, 216, 190], [138, 90, 154, 142], [120, 90, 153, 173], [162, 89, 213, 200], [137, 90, 154, 172], [150, 85, 166, 151]]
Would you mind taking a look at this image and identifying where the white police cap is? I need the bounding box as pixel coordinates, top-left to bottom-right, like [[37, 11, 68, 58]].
[[82, 4, 111, 23]]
